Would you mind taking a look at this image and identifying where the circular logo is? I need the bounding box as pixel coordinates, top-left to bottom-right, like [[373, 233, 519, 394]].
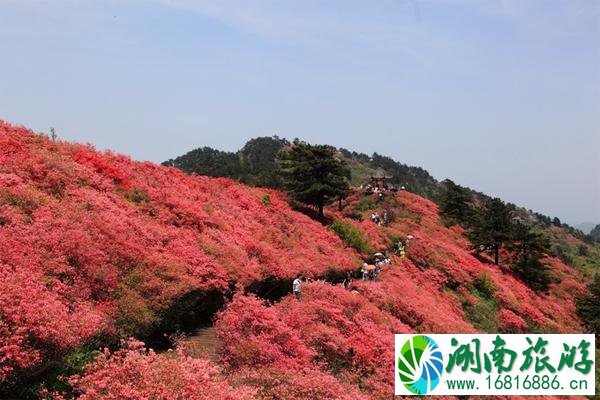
[[397, 335, 444, 395]]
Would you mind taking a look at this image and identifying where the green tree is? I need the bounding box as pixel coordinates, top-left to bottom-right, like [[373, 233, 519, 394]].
[[440, 179, 473, 224], [467, 198, 514, 265], [239, 136, 288, 187], [576, 274, 600, 334], [163, 147, 243, 178], [509, 222, 553, 291], [277, 139, 350, 219]]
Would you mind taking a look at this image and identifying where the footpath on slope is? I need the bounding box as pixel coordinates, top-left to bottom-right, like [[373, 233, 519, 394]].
[[175, 254, 399, 363], [179, 326, 221, 363]]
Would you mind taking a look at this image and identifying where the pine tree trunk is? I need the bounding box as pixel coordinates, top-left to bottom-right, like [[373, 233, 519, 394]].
[[494, 244, 499, 265], [318, 203, 324, 219]]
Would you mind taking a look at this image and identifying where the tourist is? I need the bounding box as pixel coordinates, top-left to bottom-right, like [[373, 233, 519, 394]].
[[293, 275, 302, 299], [343, 272, 352, 290], [361, 263, 369, 281]]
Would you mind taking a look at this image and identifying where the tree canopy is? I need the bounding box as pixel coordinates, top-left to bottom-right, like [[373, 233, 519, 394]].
[[467, 197, 514, 265], [577, 274, 600, 334], [277, 140, 350, 219], [439, 179, 473, 224]]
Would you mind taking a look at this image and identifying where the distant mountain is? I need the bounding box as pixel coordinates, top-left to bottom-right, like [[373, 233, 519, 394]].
[[163, 136, 289, 188], [576, 222, 597, 234]]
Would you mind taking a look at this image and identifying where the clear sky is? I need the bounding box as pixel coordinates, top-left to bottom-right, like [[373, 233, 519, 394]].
[[1, 0, 599, 225]]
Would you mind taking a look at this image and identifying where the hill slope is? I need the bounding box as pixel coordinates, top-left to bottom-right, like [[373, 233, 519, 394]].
[[166, 137, 600, 276], [0, 121, 590, 399]]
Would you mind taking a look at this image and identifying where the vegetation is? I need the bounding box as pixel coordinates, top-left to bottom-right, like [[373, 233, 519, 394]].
[[163, 136, 288, 188], [439, 179, 473, 225], [508, 223, 553, 291], [330, 219, 374, 254], [465, 197, 554, 290], [590, 224, 600, 242], [576, 274, 600, 334], [467, 197, 514, 265], [165, 136, 591, 249], [277, 139, 350, 219], [0, 120, 595, 399]]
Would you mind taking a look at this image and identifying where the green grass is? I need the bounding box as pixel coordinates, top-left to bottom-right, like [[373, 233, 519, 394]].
[[553, 241, 600, 278], [355, 197, 376, 212], [459, 275, 499, 333], [330, 219, 374, 254]]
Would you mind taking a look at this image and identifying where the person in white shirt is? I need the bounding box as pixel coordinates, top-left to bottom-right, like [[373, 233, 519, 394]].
[[293, 275, 302, 299]]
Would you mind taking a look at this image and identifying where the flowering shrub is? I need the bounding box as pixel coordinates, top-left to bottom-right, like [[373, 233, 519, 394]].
[[332, 190, 587, 333], [214, 293, 315, 370], [228, 367, 369, 400], [54, 340, 255, 400], [497, 308, 527, 333]]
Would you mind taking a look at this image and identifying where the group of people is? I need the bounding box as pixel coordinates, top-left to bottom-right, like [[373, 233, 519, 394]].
[[360, 252, 392, 281], [292, 241, 413, 297], [363, 185, 391, 201], [392, 235, 413, 258], [363, 183, 405, 197], [370, 209, 389, 226]]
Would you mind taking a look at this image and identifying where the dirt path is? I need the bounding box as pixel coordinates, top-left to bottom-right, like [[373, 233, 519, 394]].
[[179, 326, 221, 364]]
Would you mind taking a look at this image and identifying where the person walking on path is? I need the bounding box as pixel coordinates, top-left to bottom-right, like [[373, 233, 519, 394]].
[[293, 275, 303, 299]]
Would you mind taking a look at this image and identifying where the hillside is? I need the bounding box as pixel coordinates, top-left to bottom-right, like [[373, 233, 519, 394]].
[[165, 137, 597, 251], [0, 121, 592, 399]]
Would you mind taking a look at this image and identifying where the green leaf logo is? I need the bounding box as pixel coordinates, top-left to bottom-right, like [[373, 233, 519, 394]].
[[397, 335, 444, 395]]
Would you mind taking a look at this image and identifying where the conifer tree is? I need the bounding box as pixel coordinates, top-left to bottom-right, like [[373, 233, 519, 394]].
[[509, 222, 553, 291], [577, 274, 600, 334], [467, 197, 513, 265], [440, 179, 472, 224], [277, 139, 350, 219]]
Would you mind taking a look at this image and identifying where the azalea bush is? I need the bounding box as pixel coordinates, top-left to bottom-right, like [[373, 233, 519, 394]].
[[49, 340, 255, 400]]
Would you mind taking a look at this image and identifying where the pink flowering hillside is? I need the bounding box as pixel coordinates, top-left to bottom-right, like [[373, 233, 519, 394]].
[[0, 121, 358, 387], [0, 120, 590, 400], [209, 191, 588, 399], [332, 190, 587, 334]]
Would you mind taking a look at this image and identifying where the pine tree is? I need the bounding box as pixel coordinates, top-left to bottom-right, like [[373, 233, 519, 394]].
[[509, 222, 553, 291], [577, 274, 600, 334], [440, 179, 472, 224], [277, 139, 350, 219], [467, 197, 513, 265]]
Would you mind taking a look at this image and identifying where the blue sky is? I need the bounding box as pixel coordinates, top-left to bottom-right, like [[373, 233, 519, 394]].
[[0, 0, 598, 225]]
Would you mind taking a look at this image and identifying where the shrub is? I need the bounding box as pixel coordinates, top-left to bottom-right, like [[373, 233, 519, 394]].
[[461, 285, 499, 333], [330, 219, 374, 254], [355, 197, 375, 212], [261, 193, 271, 206], [497, 308, 527, 333], [124, 187, 150, 203], [55, 340, 255, 400], [473, 272, 495, 299]]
